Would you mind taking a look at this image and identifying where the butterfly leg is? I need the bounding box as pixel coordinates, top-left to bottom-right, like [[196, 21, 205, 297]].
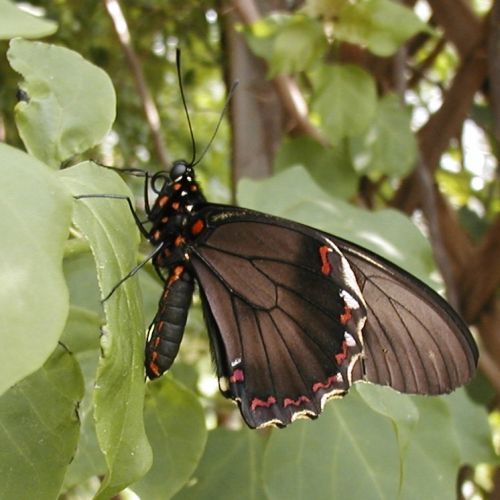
[[74, 193, 150, 238]]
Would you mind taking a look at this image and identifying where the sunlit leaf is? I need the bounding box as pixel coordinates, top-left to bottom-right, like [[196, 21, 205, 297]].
[[312, 64, 377, 144], [7, 39, 116, 167], [275, 136, 358, 199], [350, 93, 418, 177], [0, 143, 72, 396], [0, 0, 57, 39], [59, 161, 152, 499], [334, 0, 430, 56]]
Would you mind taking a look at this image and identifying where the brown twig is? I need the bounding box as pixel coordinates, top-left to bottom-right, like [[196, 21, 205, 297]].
[[102, 0, 170, 169], [460, 216, 500, 322], [232, 0, 330, 147], [489, 0, 500, 140]]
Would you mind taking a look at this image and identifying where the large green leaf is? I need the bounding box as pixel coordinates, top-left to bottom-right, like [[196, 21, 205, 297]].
[[356, 383, 419, 460], [59, 161, 152, 499], [399, 397, 460, 500], [0, 0, 57, 39], [0, 345, 83, 500], [334, 0, 430, 56], [312, 64, 377, 144], [262, 387, 401, 500], [132, 376, 208, 500], [62, 350, 106, 493], [238, 166, 436, 283], [445, 389, 498, 465], [174, 428, 267, 500], [0, 143, 72, 396], [7, 39, 116, 167], [275, 136, 358, 199], [270, 15, 326, 75], [242, 13, 326, 76], [350, 93, 418, 178]]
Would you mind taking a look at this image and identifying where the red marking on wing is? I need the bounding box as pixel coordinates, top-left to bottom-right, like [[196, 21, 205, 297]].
[[175, 235, 185, 247], [158, 196, 168, 208], [161, 216, 169, 223], [229, 368, 244, 383], [340, 304, 352, 325], [251, 396, 277, 411], [172, 201, 180, 210], [312, 375, 337, 393], [190, 184, 198, 191], [191, 219, 205, 235], [319, 246, 332, 275], [283, 395, 310, 408], [173, 182, 182, 191], [153, 229, 161, 241], [335, 340, 348, 365]]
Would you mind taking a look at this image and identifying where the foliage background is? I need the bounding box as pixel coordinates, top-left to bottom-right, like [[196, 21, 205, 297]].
[[0, 0, 498, 499]]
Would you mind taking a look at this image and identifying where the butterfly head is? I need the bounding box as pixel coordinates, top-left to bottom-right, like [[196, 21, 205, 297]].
[[170, 159, 194, 182]]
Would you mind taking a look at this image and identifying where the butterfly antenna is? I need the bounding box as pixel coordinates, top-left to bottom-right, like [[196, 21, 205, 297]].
[[176, 48, 197, 166], [193, 79, 239, 167]]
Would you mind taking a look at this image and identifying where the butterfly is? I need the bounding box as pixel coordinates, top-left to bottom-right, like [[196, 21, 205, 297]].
[[90, 50, 478, 429], [122, 157, 478, 430]]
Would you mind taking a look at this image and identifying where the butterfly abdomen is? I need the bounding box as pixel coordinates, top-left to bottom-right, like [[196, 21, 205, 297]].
[[145, 266, 194, 379]]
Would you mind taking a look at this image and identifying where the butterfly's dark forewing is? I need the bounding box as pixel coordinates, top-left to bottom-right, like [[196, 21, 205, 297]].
[[184, 205, 478, 429]]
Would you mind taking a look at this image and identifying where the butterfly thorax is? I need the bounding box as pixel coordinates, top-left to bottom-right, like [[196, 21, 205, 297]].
[[147, 161, 206, 275]]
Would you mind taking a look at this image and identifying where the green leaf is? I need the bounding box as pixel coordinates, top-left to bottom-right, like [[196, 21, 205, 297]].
[[238, 166, 437, 284], [400, 397, 461, 499], [62, 350, 106, 492], [270, 15, 327, 75], [174, 428, 267, 500], [239, 13, 288, 61], [0, 143, 72, 396], [0, 345, 84, 500], [7, 39, 116, 167], [262, 387, 401, 499], [275, 136, 358, 199], [335, 0, 430, 56], [0, 0, 57, 39], [59, 161, 152, 499], [132, 376, 208, 499], [312, 64, 377, 144], [302, 0, 350, 18], [242, 13, 326, 75], [60, 305, 103, 354], [356, 383, 419, 457], [445, 389, 498, 465], [349, 93, 418, 178]]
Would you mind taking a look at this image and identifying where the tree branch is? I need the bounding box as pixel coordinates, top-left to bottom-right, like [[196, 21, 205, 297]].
[[460, 216, 500, 322], [103, 0, 170, 169], [426, 0, 482, 57], [231, 0, 330, 147], [489, 0, 500, 140]]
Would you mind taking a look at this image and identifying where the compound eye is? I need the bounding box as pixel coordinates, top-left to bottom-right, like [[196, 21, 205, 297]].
[[170, 160, 188, 180]]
